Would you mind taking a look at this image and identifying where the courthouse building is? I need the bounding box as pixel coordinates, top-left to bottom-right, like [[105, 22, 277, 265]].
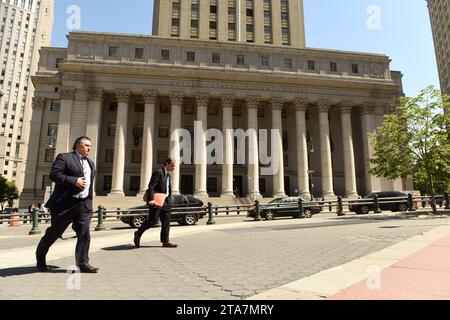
[[21, 0, 407, 207]]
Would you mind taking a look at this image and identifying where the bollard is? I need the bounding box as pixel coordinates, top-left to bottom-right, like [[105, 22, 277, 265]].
[[254, 200, 262, 221], [298, 198, 306, 218], [207, 202, 216, 225], [445, 192, 450, 210], [95, 206, 106, 231], [373, 194, 382, 213], [337, 196, 345, 216], [407, 193, 415, 211], [29, 208, 41, 235]]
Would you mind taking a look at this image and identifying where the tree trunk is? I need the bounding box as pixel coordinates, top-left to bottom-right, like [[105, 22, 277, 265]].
[[428, 173, 438, 215]]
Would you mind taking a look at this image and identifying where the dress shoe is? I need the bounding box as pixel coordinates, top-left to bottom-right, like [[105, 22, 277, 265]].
[[133, 231, 141, 248], [78, 264, 99, 273], [36, 257, 48, 272], [162, 242, 178, 248]]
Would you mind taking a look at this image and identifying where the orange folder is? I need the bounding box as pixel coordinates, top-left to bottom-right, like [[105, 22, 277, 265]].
[[153, 193, 167, 207]]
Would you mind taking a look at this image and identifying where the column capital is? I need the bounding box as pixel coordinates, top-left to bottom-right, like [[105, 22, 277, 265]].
[[88, 88, 103, 102], [317, 99, 332, 113], [115, 89, 130, 103], [221, 95, 235, 108], [246, 96, 260, 109], [32, 96, 46, 110], [196, 93, 210, 107], [60, 87, 76, 100], [340, 101, 354, 114], [361, 102, 376, 115], [270, 97, 284, 111], [294, 98, 309, 112], [170, 92, 185, 105], [143, 91, 158, 104]]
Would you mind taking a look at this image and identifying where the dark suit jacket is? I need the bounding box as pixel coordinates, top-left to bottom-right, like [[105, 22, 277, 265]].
[[45, 152, 96, 212], [145, 168, 172, 203]]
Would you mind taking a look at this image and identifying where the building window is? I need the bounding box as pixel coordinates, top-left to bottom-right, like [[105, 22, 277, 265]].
[[109, 102, 117, 111], [208, 105, 218, 116], [44, 149, 55, 162], [246, 24, 254, 32], [108, 46, 118, 57], [107, 124, 116, 137], [207, 177, 218, 193], [134, 103, 144, 113], [246, 9, 253, 17], [210, 5, 217, 13], [130, 176, 140, 192], [159, 126, 169, 138], [191, 20, 198, 28], [352, 64, 359, 74], [184, 103, 194, 115], [131, 150, 142, 164], [285, 58, 293, 69], [260, 56, 269, 67], [330, 62, 337, 72], [105, 149, 114, 163], [259, 178, 266, 194], [47, 123, 58, 136], [161, 49, 170, 61], [228, 23, 236, 31], [157, 151, 167, 164], [50, 100, 60, 111], [212, 53, 221, 64], [55, 58, 63, 68], [103, 176, 112, 192], [42, 175, 51, 191], [307, 60, 315, 71], [171, 18, 179, 27], [187, 51, 196, 62], [159, 102, 170, 113], [237, 55, 245, 65], [135, 48, 144, 59], [209, 21, 217, 30]]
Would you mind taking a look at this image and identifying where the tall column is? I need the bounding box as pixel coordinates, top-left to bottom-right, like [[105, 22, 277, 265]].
[[21, 96, 46, 199], [218, 0, 229, 42], [318, 100, 336, 199], [55, 88, 75, 156], [247, 96, 261, 199], [270, 97, 286, 198], [361, 102, 381, 194], [110, 89, 130, 196], [179, 0, 190, 39], [194, 94, 209, 198], [199, 0, 210, 41], [294, 98, 311, 199], [254, 0, 264, 44], [221, 95, 235, 198], [169, 92, 184, 195], [139, 91, 157, 195], [340, 102, 358, 199], [86, 89, 103, 167], [271, 0, 282, 46]]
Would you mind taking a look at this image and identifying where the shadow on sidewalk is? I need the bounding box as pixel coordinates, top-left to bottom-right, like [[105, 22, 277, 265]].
[[101, 244, 163, 251], [0, 266, 66, 277]]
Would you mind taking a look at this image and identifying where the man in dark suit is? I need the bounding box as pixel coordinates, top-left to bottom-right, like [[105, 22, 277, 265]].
[[134, 158, 178, 248], [36, 136, 99, 273]]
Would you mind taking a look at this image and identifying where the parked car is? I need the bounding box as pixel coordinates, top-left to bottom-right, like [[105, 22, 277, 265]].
[[349, 191, 408, 214], [120, 195, 205, 228], [248, 197, 322, 220]]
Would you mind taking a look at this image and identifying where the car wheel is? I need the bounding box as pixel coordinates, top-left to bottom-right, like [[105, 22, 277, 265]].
[[265, 211, 275, 221], [360, 206, 370, 215], [131, 216, 147, 228], [304, 209, 313, 219], [183, 213, 198, 226], [398, 203, 408, 212]]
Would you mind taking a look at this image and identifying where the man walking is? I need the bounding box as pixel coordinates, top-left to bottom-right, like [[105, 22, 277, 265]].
[[134, 158, 178, 248], [36, 137, 99, 273]]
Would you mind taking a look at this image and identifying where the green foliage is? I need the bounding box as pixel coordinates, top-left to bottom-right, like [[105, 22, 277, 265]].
[[0, 175, 19, 211], [369, 86, 450, 210]]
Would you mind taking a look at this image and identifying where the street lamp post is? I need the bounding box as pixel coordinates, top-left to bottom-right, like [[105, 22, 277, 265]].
[[308, 135, 315, 201]]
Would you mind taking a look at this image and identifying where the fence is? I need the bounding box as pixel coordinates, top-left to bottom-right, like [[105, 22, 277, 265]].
[[1, 192, 449, 236]]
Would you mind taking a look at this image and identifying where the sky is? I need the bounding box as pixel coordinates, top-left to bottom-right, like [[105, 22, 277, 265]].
[[51, 0, 439, 98]]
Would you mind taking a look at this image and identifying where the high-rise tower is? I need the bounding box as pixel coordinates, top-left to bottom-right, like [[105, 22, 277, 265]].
[[152, 0, 306, 47], [427, 0, 450, 95], [0, 0, 54, 191]]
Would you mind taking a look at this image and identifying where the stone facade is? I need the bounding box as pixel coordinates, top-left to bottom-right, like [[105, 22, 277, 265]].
[[427, 0, 450, 95], [20, 29, 407, 207]]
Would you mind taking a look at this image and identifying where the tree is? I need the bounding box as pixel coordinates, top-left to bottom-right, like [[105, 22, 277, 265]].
[[0, 175, 19, 211], [369, 86, 450, 214]]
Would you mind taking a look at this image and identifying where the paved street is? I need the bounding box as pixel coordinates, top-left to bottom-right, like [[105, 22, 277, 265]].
[[0, 212, 449, 300]]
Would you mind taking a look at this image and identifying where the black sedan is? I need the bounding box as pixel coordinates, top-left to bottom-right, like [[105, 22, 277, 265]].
[[349, 191, 408, 214], [248, 197, 322, 220], [120, 195, 205, 228]]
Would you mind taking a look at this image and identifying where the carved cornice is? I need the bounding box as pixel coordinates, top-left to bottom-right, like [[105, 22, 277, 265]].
[[220, 95, 235, 108], [361, 102, 376, 115], [60, 88, 76, 100], [195, 93, 210, 107], [88, 88, 103, 102], [115, 89, 130, 103], [246, 96, 260, 109], [143, 91, 158, 104], [270, 97, 284, 111], [32, 96, 46, 109], [294, 98, 309, 112], [170, 92, 185, 105]]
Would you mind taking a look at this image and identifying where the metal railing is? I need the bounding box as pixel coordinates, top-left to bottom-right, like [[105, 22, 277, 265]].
[[1, 191, 448, 235]]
